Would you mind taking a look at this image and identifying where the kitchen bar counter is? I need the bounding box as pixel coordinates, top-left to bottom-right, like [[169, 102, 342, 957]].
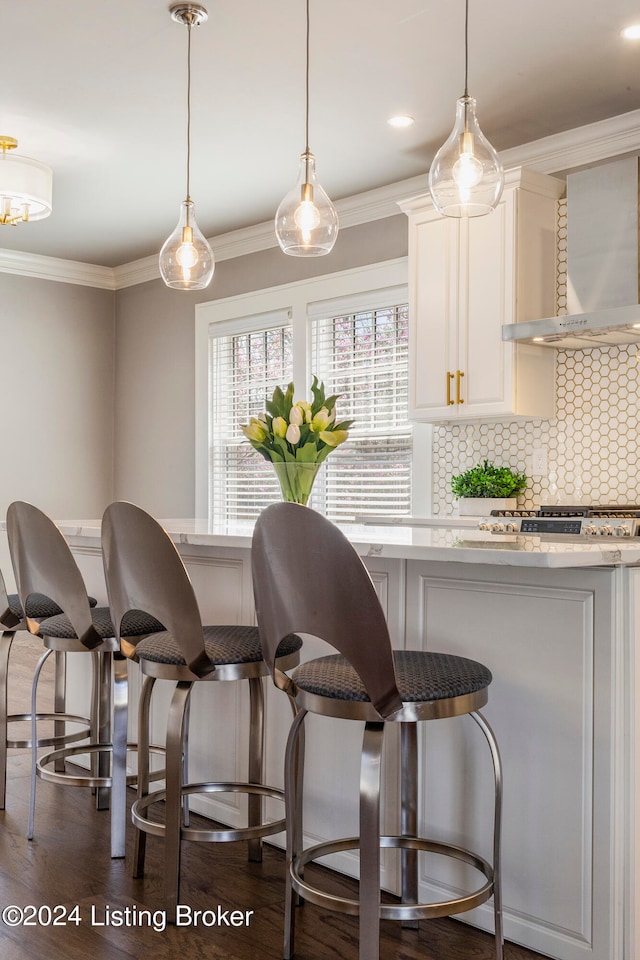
[[51, 516, 640, 568], [2, 515, 639, 960]]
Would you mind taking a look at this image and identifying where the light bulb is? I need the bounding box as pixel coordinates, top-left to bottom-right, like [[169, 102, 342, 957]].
[[452, 149, 483, 191], [159, 200, 214, 290], [294, 199, 321, 244], [176, 237, 199, 269], [429, 96, 504, 218], [275, 152, 338, 256]]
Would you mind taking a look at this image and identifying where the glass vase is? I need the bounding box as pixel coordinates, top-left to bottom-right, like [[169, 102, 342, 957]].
[[272, 461, 321, 505]]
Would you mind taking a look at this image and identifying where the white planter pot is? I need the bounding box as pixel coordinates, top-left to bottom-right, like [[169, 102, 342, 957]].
[[457, 497, 517, 517]]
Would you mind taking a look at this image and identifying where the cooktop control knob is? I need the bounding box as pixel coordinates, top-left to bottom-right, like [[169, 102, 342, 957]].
[[490, 522, 504, 533], [614, 524, 631, 536], [583, 524, 597, 535], [478, 521, 491, 530], [599, 525, 613, 536], [505, 522, 518, 533]]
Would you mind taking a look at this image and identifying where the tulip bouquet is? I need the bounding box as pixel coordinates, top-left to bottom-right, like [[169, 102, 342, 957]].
[[241, 376, 353, 504]]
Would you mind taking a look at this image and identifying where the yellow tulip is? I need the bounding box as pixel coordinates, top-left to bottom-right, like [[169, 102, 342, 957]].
[[311, 407, 332, 432], [241, 418, 268, 442], [319, 429, 349, 447], [272, 416, 287, 438]]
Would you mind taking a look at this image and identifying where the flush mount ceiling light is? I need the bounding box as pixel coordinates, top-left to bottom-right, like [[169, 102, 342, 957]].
[[428, 0, 504, 218], [275, 0, 338, 257], [621, 24, 640, 39], [159, 3, 214, 291], [388, 115, 414, 128], [0, 136, 52, 226]]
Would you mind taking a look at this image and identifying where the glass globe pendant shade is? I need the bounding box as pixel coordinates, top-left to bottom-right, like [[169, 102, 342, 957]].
[[429, 96, 504, 218], [159, 199, 214, 290], [275, 152, 338, 256]]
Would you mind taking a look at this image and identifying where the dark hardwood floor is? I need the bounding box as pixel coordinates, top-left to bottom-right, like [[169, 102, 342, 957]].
[[1, 635, 548, 960]]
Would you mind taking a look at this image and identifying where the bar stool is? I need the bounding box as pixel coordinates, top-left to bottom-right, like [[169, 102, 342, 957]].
[[0, 566, 98, 809], [101, 500, 303, 921], [252, 502, 503, 960], [6, 501, 163, 857]]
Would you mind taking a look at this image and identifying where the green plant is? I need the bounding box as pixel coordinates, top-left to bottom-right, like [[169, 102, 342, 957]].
[[451, 460, 527, 499]]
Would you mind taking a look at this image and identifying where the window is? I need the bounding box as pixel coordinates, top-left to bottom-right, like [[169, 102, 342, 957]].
[[195, 260, 421, 523], [209, 311, 292, 520], [310, 299, 411, 521]]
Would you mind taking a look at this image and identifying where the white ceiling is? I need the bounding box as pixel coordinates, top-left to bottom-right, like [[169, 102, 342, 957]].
[[2, 0, 640, 268]]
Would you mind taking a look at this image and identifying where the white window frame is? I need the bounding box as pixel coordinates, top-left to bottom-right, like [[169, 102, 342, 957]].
[[195, 258, 432, 520]]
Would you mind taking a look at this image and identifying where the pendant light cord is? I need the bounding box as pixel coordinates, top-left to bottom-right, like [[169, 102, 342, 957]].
[[463, 0, 469, 97], [186, 21, 192, 202], [304, 0, 311, 184]]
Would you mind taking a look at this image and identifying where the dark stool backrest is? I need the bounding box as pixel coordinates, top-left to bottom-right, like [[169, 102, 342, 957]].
[[6, 501, 101, 648], [252, 502, 403, 718], [101, 501, 214, 678]]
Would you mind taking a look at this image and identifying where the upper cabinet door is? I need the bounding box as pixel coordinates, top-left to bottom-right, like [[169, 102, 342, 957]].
[[399, 167, 563, 423]]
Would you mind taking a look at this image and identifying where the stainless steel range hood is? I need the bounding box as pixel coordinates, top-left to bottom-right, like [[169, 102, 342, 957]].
[[503, 156, 640, 349]]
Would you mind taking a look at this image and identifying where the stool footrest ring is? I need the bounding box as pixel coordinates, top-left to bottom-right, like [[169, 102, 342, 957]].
[[131, 780, 286, 842], [36, 743, 116, 789], [7, 711, 91, 750], [291, 835, 494, 920]]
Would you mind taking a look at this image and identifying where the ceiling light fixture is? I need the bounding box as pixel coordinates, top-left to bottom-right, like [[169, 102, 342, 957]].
[[428, 0, 504, 218], [159, 3, 214, 291], [275, 0, 338, 257], [388, 116, 415, 128], [621, 24, 640, 40], [0, 136, 52, 226]]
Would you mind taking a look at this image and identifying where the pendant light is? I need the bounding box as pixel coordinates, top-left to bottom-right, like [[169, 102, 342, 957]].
[[159, 3, 214, 290], [428, 0, 504, 218], [0, 136, 52, 225], [275, 0, 338, 256]]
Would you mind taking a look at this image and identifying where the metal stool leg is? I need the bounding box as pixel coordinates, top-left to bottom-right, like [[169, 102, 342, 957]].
[[164, 680, 193, 923], [400, 721, 419, 929], [472, 710, 504, 960], [28, 647, 53, 840], [360, 721, 384, 960], [0, 630, 15, 809], [53, 651, 67, 774], [133, 674, 155, 878], [110, 654, 128, 859], [283, 706, 306, 960], [247, 676, 265, 862], [182, 694, 191, 828], [96, 652, 112, 810]]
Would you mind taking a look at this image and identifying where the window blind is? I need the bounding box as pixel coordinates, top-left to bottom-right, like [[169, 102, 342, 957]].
[[209, 317, 293, 521], [311, 302, 411, 521]]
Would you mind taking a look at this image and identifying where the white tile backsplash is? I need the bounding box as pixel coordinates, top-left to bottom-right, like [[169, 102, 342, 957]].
[[432, 343, 640, 516]]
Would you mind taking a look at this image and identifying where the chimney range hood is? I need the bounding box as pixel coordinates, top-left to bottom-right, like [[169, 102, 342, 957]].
[[502, 156, 640, 349]]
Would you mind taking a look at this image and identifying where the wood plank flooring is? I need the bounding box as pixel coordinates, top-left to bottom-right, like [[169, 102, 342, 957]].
[[0, 634, 548, 960]]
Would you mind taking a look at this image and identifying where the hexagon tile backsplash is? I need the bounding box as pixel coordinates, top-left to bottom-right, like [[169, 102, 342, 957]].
[[432, 344, 640, 517]]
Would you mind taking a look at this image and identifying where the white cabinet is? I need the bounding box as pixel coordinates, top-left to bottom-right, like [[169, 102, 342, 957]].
[[399, 167, 563, 422]]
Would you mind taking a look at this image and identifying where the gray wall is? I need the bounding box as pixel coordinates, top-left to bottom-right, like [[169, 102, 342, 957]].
[[0, 272, 115, 579], [113, 214, 408, 515]]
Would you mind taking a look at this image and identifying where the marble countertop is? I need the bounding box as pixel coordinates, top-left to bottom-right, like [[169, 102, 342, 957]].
[[41, 516, 640, 569]]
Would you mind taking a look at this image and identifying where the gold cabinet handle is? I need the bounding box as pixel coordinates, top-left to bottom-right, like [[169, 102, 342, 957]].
[[446, 371, 455, 405], [456, 370, 464, 404]]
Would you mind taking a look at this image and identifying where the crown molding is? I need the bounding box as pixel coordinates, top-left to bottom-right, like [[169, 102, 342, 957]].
[[3, 108, 640, 291], [0, 247, 115, 289]]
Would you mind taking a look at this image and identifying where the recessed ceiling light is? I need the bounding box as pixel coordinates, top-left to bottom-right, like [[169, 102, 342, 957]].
[[621, 24, 640, 39], [388, 115, 414, 128]]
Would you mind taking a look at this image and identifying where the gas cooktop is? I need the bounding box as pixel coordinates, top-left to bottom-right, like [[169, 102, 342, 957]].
[[478, 505, 640, 538]]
